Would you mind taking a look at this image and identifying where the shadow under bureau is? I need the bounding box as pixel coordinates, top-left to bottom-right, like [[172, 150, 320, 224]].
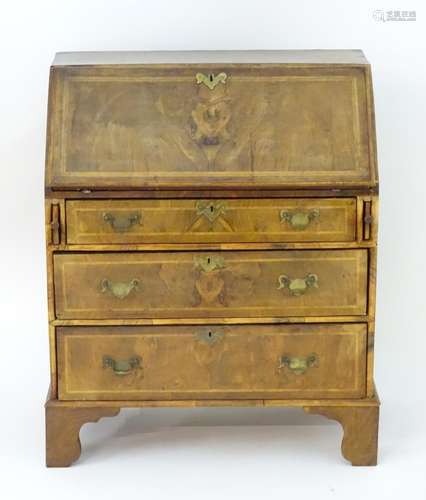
[[44, 50, 380, 466]]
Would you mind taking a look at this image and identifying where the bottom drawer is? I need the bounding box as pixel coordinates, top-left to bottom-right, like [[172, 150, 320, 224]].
[[57, 324, 367, 401]]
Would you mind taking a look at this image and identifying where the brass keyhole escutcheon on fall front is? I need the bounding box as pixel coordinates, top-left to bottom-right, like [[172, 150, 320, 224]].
[[195, 72, 227, 90]]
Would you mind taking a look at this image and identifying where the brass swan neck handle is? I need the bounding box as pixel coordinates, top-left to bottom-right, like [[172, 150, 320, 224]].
[[103, 355, 142, 376], [279, 353, 318, 375], [277, 274, 319, 296], [280, 209, 319, 230], [103, 212, 141, 232], [100, 278, 140, 299]]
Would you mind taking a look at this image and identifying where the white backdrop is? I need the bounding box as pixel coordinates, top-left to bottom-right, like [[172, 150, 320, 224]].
[[0, 1, 425, 498]]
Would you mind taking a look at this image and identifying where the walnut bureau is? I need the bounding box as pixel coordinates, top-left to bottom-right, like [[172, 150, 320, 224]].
[[44, 50, 380, 466]]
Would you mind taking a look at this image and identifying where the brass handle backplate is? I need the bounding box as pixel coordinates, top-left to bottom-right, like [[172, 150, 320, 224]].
[[103, 212, 141, 232], [280, 209, 319, 230], [103, 355, 142, 376], [101, 278, 140, 299], [277, 273, 319, 296], [279, 353, 318, 375], [196, 72, 227, 90]]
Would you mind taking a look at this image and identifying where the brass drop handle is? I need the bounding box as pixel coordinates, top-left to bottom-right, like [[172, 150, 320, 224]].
[[277, 273, 319, 296], [101, 278, 140, 299], [103, 212, 141, 232], [279, 353, 318, 375], [280, 209, 319, 230], [103, 355, 142, 376]]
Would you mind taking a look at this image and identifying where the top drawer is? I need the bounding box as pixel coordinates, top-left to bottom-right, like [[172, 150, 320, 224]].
[[66, 198, 356, 244]]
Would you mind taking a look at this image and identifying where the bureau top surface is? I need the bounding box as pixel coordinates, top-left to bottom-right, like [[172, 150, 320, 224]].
[[46, 50, 377, 191], [52, 50, 370, 66]]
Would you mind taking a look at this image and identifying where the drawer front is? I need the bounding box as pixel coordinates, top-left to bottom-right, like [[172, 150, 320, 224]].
[[57, 324, 367, 400], [66, 198, 356, 244], [54, 250, 367, 319]]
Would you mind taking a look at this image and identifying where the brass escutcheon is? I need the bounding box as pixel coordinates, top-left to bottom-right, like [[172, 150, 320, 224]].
[[195, 72, 227, 90], [277, 273, 319, 296], [100, 278, 140, 300], [279, 353, 318, 375], [103, 355, 142, 376], [196, 200, 227, 223], [194, 255, 226, 273], [280, 209, 320, 230], [103, 212, 141, 232], [195, 330, 224, 345]]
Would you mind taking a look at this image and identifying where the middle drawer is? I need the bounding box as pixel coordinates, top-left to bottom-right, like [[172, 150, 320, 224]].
[[54, 250, 367, 319]]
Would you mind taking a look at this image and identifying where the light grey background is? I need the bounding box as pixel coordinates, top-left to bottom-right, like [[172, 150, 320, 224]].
[[0, 1, 425, 498]]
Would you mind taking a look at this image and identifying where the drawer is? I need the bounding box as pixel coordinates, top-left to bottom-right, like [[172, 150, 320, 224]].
[[54, 250, 367, 319], [57, 324, 367, 400], [66, 198, 356, 244]]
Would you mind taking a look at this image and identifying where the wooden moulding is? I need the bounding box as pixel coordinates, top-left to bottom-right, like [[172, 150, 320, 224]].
[[52, 242, 377, 251], [52, 316, 372, 326], [45, 388, 379, 467], [45, 187, 379, 200]]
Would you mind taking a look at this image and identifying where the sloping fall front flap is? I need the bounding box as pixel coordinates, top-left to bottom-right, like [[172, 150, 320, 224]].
[[45, 63, 378, 190]]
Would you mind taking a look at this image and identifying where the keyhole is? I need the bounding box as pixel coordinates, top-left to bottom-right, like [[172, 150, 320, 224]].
[[210, 205, 214, 213], [208, 331, 212, 338], [207, 257, 211, 264], [209, 74, 213, 82]]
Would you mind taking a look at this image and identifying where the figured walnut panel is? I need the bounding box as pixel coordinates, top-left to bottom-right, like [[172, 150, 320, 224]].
[[46, 65, 375, 189], [57, 323, 367, 400], [53, 250, 368, 319], [66, 198, 356, 244]]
